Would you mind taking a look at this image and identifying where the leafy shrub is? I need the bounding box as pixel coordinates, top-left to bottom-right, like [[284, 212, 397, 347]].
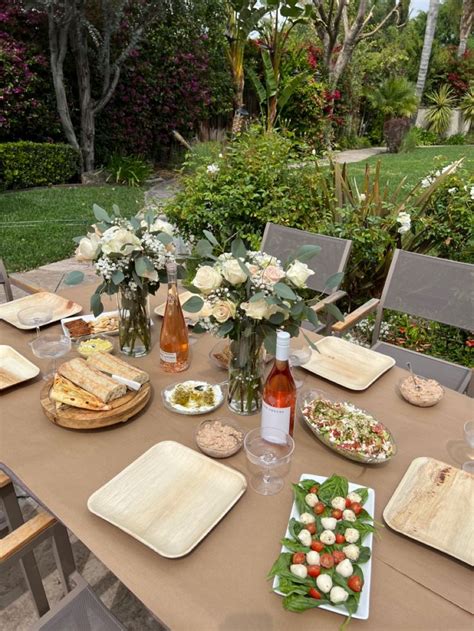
[[400, 127, 418, 153], [425, 84, 456, 135], [443, 133, 466, 145], [0, 141, 80, 189], [460, 88, 474, 124], [105, 155, 153, 187], [406, 126, 439, 146], [165, 125, 335, 247]]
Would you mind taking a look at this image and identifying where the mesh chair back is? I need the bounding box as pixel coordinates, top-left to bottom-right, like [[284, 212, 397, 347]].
[[260, 223, 352, 294], [379, 250, 474, 331]]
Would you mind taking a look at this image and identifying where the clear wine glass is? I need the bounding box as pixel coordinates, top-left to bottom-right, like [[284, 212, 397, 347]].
[[462, 420, 474, 473], [244, 427, 294, 495], [17, 306, 53, 338], [288, 339, 312, 389], [30, 334, 72, 380]]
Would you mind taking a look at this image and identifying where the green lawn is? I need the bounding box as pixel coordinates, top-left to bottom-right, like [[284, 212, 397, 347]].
[[0, 185, 145, 272], [343, 145, 474, 194]]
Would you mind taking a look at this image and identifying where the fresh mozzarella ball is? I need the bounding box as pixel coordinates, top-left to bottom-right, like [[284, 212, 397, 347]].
[[335, 559, 353, 578], [321, 517, 337, 531], [343, 509, 357, 522], [331, 496, 346, 511], [347, 492, 362, 504], [305, 493, 318, 507], [320, 529, 336, 545], [330, 586, 349, 604], [316, 573, 333, 594], [306, 550, 320, 566], [300, 512, 316, 525], [297, 529, 312, 547], [290, 564, 308, 579], [344, 527, 360, 543], [343, 544, 360, 561]]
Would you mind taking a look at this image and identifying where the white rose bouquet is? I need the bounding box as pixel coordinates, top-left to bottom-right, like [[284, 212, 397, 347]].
[[74, 204, 176, 356], [183, 232, 341, 414]]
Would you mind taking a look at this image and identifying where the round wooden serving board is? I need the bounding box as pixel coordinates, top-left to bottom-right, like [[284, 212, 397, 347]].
[[40, 380, 151, 430]]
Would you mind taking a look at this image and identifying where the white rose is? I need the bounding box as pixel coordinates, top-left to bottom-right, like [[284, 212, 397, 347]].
[[75, 233, 100, 261], [221, 258, 247, 285], [192, 265, 222, 294], [286, 260, 315, 288], [212, 300, 236, 323], [262, 264, 285, 285], [241, 299, 276, 320], [101, 227, 142, 256], [148, 218, 175, 235]]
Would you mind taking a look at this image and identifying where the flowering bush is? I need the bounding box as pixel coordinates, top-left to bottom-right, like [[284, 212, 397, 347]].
[[74, 205, 176, 315], [182, 233, 330, 354]]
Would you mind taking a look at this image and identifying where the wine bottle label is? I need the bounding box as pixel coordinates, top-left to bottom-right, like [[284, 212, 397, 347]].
[[160, 349, 177, 363], [261, 400, 291, 437]]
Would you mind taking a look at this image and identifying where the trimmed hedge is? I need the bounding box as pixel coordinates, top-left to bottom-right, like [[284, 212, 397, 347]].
[[0, 141, 80, 190]]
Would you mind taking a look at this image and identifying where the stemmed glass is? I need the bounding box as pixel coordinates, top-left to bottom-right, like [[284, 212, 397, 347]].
[[462, 420, 474, 473], [244, 427, 294, 495], [30, 334, 72, 380], [17, 307, 53, 338], [289, 339, 312, 389]]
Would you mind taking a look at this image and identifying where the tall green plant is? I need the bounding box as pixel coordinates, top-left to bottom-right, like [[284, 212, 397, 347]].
[[459, 88, 474, 124], [424, 84, 456, 135], [368, 77, 418, 120]]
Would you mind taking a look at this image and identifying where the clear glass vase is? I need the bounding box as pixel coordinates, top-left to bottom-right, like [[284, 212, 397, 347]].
[[117, 286, 151, 358], [227, 328, 265, 416]]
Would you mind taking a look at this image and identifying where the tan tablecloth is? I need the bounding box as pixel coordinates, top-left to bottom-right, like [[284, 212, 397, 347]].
[[1, 284, 473, 631]]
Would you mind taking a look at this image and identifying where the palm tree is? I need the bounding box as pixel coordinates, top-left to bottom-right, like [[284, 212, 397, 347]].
[[415, 0, 441, 101], [457, 0, 473, 58]]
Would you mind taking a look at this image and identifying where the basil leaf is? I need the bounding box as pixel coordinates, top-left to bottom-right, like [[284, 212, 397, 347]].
[[267, 552, 292, 579], [280, 538, 309, 553], [299, 479, 319, 492], [357, 546, 371, 564], [288, 517, 304, 540], [282, 594, 328, 612], [292, 483, 308, 514], [278, 578, 309, 596], [317, 474, 349, 504], [353, 487, 369, 505]]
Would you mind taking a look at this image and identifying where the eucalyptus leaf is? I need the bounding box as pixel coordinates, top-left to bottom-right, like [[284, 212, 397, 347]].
[[192, 322, 207, 334], [264, 331, 277, 355], [129, 217, 140, 231], [302, 332, 318, 351], [155, 232, 174, 245], [203, 230, 218, 247], [135, 257, 149, 276], [182, 295, 204, 313], [93, 204, 111, 223], [231, 237, 246, 259], [304, 305, 320, 328], [324, 272, 344, 291], [274, 282, 297, 301], [90, 292, 104, 317], [63, 271, 84, 286], [217, 321, 233, 337], [269, 312, 285, 325], [111, 270, 125, 285], [112, 204, 121, 217], [325, 302, 345, 322], [195, 238, 214, 258], [72, 235, 85, 244], [249, 291, 266, 303], [286, 244, 321, 265]]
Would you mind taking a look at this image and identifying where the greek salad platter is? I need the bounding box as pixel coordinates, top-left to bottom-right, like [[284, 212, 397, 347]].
[[268, 473, 375, 623]]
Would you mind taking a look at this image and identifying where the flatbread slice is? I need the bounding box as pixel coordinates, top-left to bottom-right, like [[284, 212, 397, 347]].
[[86, 352, 149, 385], [50, 374, 111, 411], [58, 358, 126, 402]]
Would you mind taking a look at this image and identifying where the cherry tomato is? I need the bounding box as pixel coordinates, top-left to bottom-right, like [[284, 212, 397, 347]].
[[314, 502, 325, 515], [311, 540, 325, 552], [351, 502, 362, 515], [320, 553, 334, 569], [292, 552, 306, 565], [307, 565, 321, 578], [306, 522, 317, 535], [333, 550, 346, 564], [335, 534, 346, 544], [309, 485, 319, 494], [308, 587, 321, 599], [348, 575, 363, 592], [345, 498, 352, 508], [331, 509, 343, 520]]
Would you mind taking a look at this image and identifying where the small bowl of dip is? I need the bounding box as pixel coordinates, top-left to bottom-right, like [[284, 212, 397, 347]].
[[195, 418, 244, 458], [75, 334, 114, 357], [398, 375, 444, 407]]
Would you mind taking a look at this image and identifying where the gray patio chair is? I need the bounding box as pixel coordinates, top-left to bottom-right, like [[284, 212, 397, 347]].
[[260, 222, 352, 333], [0, 470, 125, 630], [332, 249, 474, 394], [0, 258, 44, 302]]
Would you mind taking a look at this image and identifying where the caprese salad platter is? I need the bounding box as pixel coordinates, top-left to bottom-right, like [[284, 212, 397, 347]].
[[268, 473, 375, 625]]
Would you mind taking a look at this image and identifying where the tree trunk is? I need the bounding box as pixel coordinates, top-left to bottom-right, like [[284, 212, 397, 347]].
[[415, 0, 440, 101], [457, 0, 473, 58], [72, 22, 95, 172]]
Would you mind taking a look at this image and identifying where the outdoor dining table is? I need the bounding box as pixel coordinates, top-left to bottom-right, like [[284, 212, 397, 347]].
[[1, 283, 473, 631]]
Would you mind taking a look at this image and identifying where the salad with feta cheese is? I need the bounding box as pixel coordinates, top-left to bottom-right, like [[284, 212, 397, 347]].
[[268, 474, 374, 625], [301, 393, 396, 463]]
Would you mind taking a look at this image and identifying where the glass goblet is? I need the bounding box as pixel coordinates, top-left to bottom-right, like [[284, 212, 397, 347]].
[[17, 306, 53, 338], [289, 339, 312, 389], [30, 334, 72, 380], [244, 427, 294, 496]]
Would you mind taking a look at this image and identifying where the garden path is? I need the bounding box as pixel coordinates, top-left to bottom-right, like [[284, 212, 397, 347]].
[[331, 146, 386, 163]]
